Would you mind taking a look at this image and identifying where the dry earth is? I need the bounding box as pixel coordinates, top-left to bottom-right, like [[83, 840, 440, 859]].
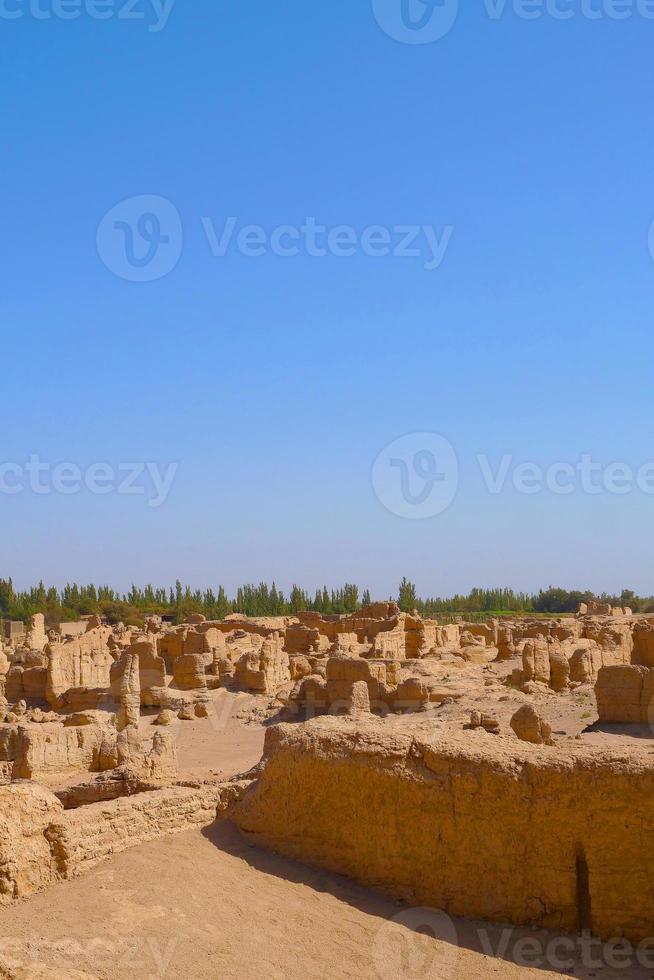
[[3, 607, 654, 978], [143, 691, 267, 780], [1, 821, 646, 980]]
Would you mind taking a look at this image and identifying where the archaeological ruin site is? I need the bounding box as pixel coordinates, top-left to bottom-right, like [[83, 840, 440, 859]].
[[1, 600, 654, 977], [9, 0, 650, 971]]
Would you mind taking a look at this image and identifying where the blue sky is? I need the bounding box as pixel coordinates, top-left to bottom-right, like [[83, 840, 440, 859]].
[[2, 0, 654, 598]]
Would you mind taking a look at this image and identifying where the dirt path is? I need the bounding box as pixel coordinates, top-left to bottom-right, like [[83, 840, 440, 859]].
[[0, 821, 645, 980], [138, 690, 268, 781]]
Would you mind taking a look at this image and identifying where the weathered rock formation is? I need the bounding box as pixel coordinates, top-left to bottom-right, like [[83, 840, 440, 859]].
[[510, 704, 553, 744], [0, 722, 110, 781], [232, 717, 654, 942], [129, 638, 166, 692], [233, 635, 289, 694], [173, 653, 207, 691], [46, 628, 113, 706], [110, 650, 140, 731], [0, 779, 248, 905], [595, 664, 654, 724]]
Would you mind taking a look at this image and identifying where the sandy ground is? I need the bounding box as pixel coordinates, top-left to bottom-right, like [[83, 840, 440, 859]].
[[152, 691, 268, 780], [6, 662, 654, 978], [2, 820, 646, 980]]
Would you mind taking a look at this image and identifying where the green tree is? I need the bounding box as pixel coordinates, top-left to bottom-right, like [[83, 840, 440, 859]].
[[398, 577, 417, 613]]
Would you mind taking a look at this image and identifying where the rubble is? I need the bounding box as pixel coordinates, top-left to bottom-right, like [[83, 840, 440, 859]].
[[510, 704, 553, 744], [3, 600, 654, 951]]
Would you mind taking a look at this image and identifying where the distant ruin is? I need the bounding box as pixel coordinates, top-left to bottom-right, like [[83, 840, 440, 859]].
[[2, 600, 654, 945]]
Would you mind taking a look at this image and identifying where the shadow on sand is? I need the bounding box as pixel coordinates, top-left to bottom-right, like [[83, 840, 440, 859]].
[[583, 719, 654, 741], [202, 820, 652, 979]]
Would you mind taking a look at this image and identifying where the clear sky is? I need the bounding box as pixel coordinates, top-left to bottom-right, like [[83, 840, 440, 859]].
[[2, 0, 654, 598]]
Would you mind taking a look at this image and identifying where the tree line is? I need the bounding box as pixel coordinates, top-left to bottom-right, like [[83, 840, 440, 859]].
[[0, 577, 648, 627], [0, 578, 370, 626]]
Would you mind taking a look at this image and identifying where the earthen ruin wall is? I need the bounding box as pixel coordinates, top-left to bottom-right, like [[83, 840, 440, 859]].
[[0, 780, 246, 905], [232, 718, 654, 942]]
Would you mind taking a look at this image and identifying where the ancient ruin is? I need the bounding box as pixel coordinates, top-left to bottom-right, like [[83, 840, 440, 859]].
[[2, 602, 654, 975]]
